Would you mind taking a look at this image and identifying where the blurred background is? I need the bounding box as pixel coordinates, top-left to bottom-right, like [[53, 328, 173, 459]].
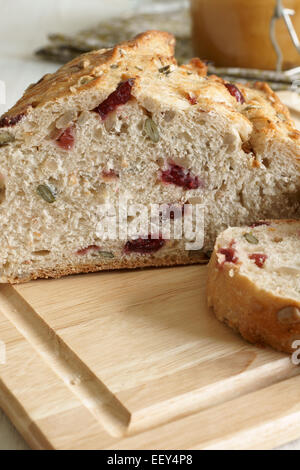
[[0, 0, 137, 116]]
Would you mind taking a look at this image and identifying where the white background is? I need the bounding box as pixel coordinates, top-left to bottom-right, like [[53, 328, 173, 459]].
[[0, 0, 298, 450], [0, 0, 135, 115]]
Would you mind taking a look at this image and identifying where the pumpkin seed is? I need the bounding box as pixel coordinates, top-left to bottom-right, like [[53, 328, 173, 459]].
[[56, 110, 77, 129], [189, 250, 210, 261], [37, 184, 56, 203], [69, 65, 82, 72], [98, 251, 114, 259], [243, 232, 259, 244], [158, 65, 171, 75], [244, 105, 262, 111], [81, 59, 90, 69], [144, 118, 159, 143], [0, 132, 15, 147], [78, 75, 94, 86]]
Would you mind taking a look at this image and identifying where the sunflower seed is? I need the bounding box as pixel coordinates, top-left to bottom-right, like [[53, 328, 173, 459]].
[[277, 306, 300, 324], [77, 110, 90, 125], [144, 118, 159, 143], [37, 184, 56, 203], [93, 69, 104, 78], [56, 110, 77, 129], [243, 232, 259, 244]]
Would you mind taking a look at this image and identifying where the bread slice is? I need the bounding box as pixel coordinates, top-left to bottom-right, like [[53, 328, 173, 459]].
[[207, 220, 300, 353], [0, 30, 299, 283]]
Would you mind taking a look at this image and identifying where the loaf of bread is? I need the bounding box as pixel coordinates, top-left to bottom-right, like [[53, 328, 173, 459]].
[[0, 31, 299, 283], [207, 220, 300, 353]]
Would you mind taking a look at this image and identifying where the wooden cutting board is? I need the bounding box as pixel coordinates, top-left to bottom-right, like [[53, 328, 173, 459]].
[[0, 93, 299, 450], [0, 265, 300, 450]]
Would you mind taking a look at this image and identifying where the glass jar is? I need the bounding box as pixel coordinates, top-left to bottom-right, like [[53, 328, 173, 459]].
[[190, 0, 300, 70]]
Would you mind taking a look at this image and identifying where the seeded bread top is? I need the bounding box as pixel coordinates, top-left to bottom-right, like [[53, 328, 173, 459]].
[[0, 30, 299, 158], [0, 31, 176, 126]]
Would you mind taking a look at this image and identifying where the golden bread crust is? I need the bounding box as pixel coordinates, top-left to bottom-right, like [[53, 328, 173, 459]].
[[7, 253, 207, 284], [1, 30, 299, 153]]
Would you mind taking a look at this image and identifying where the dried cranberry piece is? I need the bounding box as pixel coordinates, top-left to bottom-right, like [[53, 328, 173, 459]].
[[102, 169, 119, 179], [93, 79, 134, 120], [218, 240, 239, 265], [250, 221, 271, 228], [76, 245, 101, 256], [187, 94, 197, 105], [249, 253, 267, 268], [0, 112, 26, 128], [225, 83, 245, 104], [124, 235, 165, 254], [161, 162, 203, 190], [56, 125, 75, 150]]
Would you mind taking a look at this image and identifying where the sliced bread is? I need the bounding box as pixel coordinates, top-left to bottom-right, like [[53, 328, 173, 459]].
[[207, 220, 300, 353]]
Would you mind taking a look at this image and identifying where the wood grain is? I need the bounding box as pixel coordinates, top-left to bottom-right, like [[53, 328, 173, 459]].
[[0, 264, 299, 449], [0, 88, 299, 451]]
